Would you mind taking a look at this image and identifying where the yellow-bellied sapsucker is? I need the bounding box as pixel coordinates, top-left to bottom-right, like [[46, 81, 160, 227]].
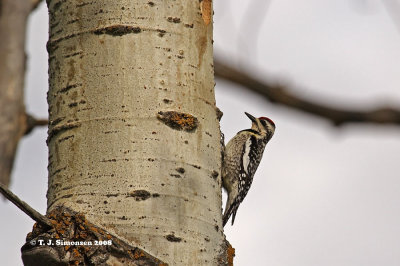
[[222, 112, 275, 226]]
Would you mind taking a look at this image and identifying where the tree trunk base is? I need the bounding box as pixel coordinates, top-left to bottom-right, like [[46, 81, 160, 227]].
[[22, 206, 167, 266]]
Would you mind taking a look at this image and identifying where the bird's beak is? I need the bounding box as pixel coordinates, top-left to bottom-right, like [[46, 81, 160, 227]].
[[245, 112, 257, 123]]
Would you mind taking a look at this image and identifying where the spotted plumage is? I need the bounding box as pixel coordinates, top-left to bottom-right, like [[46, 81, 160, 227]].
[[222, 112, 275, 226]]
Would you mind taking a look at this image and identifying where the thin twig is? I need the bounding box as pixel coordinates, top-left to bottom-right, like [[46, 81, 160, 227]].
[[214, 60, 400, 126], [25, 114, 47, 135], [0, 183, 52, 228]]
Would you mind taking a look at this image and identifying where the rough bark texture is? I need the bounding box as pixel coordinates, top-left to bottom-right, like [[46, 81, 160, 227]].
[[0, 0, 34, 188], [22, 206, 168, 265], [46, 0, 225, 264]]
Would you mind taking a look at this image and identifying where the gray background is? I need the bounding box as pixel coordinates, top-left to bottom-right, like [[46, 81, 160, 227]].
[[1, 1, 400, 265]]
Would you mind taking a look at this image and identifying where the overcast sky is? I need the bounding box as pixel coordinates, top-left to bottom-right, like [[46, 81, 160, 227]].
[[2, 1, 400, 265]]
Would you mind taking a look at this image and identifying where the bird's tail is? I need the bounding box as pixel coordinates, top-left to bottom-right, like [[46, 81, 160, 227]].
[[222, 196, 236, 226]]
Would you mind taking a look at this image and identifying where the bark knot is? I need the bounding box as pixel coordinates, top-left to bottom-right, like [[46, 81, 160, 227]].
[[94, 25, 142, 36], [165, 233, 182, 242], [128, 190, 151, 201], [157, 111, 198, 132]]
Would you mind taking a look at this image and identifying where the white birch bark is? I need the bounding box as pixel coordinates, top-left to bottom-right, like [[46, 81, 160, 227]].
[[47, 0, 224, 264]]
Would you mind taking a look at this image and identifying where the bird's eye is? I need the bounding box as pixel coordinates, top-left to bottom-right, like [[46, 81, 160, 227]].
[[260, 120, 267, 127]]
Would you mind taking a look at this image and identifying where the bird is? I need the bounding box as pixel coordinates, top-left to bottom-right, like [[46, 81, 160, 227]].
[[222, 112, 275, 226]]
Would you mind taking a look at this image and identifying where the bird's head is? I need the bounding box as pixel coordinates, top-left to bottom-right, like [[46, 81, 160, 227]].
[[245, 112, 275, 140]]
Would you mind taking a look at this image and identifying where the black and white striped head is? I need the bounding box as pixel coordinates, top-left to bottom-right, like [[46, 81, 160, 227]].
[[245, 112, 275, 140]]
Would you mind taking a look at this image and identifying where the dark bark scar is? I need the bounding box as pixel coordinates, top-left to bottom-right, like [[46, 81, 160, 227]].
[[157, 111, 198, 132]]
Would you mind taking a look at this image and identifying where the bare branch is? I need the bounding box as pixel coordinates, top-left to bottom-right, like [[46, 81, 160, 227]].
[[1, 113, 47, 188], [25, 114, 47, 135], [0, 183, 52, 228], [214, 60, 400, 126]]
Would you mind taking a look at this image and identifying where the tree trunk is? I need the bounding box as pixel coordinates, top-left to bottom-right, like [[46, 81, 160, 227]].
[[0, 0, 37, 188], [24, 0, 228, 264]]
